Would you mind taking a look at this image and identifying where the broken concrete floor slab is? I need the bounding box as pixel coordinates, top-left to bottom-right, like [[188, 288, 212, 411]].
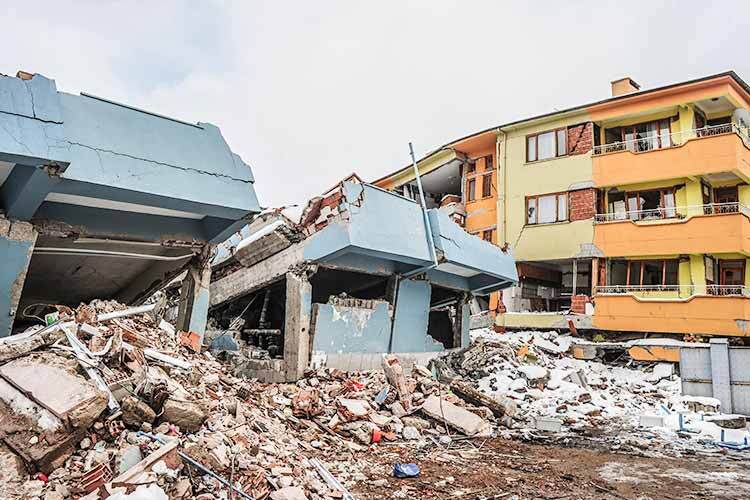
[[420, 395, 491, 436]]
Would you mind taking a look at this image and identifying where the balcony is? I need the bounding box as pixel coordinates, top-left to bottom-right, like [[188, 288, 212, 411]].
[[593, 286, 750, 336], [592, 124, 750, 187], [593, 203, 750, 257]]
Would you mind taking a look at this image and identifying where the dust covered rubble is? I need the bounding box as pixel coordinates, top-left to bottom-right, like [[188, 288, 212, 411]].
[[438, 329, 750, 456], [0, 300, 512, 500]]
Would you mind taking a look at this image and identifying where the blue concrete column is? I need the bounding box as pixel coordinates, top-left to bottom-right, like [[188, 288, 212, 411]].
[[0, 218, 37, 337], [176, 247, 213, 340], [391, 279, 434, 352], [460, 298, 471, 348]]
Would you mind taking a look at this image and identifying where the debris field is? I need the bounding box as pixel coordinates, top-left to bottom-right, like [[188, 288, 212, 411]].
[[1, 301, 749, 499]]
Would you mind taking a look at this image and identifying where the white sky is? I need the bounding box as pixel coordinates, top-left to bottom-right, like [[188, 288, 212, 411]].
[[3, 1, 749, 215]]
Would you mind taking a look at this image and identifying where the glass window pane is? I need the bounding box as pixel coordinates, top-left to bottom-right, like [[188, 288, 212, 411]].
[[538, 131, 555, 160], [663, 190, 676, 218], [538, 195, 557, 223], [629, 261, 642, 285], [610, 261, 628, 286], [482, 173, 492, 198], [527, 136, 537, 162], [527, 198, 537, 224], [627, 194, 639, 219], [557, 194, 568, 221], [665, 260, 679, 285], [659, 120, 671, 148], [556, 129, 567, 156], [642, 261, 663, 286], [467, 179, 476, 201]]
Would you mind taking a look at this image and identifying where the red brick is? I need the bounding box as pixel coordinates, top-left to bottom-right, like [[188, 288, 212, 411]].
[[567, 122, 593, 155], [569, 188, 596, 221], [570, 294, 590, 314]]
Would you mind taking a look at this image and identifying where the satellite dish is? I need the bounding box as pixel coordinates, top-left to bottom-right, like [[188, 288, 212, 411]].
[[733, 108, 750, 128]]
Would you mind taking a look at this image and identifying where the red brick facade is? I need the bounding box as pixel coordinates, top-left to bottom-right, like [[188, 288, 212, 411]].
[[567, 122, 593, 155], [570, 294, 590, 314], [569, 188, 596, 221]]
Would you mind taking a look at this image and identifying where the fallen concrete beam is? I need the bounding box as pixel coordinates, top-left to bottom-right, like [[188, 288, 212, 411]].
[[420, 395, 490, 436]]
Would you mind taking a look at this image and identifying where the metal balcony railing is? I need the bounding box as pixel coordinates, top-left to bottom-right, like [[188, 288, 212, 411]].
[[595, 284, 750, 297], [592, 123, 750, 156], [594, 202, 750, 223]]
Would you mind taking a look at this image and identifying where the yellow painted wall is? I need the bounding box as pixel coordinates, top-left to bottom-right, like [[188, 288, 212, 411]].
[[501, 112, 594, 261]]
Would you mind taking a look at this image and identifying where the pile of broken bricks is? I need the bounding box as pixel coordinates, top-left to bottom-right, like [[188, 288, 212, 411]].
[[0, 300, 514, 500]]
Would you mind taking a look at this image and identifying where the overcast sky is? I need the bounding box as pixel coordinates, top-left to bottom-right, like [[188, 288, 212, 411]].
[[3, 1, 749, 214]]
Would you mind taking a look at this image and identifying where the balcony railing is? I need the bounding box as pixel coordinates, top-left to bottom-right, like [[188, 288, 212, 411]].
[[594, 203, 750, 223], [592, 123, 750, 156], [595, 284, 750, 297]]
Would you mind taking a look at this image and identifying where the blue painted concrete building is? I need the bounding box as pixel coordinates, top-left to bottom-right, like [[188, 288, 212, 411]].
[[0, 71, 260, 337], [209, 180, 517, 381]]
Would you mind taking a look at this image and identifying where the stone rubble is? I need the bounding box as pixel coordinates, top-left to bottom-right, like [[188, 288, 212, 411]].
[[2, 301, 749, 499]]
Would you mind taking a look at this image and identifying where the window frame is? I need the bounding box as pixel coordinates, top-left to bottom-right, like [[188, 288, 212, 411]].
[[525, 192, 569, 225], [610, 186, 678, 219], [480, 171, 493, 198], [466, 178, 476, 201], [526, 127, 568, 163], [482, 229, 494, 242], [625, 259, 679, 287]]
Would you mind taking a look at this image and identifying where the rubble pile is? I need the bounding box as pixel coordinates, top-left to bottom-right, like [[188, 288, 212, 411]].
[[0, 302, 510, 500], [439, 330, 750, 452]]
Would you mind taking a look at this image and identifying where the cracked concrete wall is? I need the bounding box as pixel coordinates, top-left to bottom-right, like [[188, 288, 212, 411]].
[[56, 92, 258, 213], [0, 73, 260, 217], [311, 301, 392, 353], [0, 217, 38, 337], [0, 74, 68, 167]]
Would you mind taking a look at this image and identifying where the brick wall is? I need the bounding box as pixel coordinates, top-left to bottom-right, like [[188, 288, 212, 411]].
[[569, 188, 596, 221], [567, 122, 593, 155], [570, 294, 590, 315]]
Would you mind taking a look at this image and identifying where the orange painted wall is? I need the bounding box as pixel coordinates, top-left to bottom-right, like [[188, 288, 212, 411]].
[[464, 146, 497, 239], [594, 294, 750, 336], [593, 133, 750, 187], [595, 213, 750, 257], [587, 77, 750, 122]]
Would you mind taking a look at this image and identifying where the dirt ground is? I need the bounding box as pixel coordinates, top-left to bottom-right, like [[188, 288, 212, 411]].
[[349, 437, 750, 499]]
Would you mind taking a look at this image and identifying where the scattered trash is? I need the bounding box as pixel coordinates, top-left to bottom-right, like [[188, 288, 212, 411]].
[[393, 463, 420, 478]]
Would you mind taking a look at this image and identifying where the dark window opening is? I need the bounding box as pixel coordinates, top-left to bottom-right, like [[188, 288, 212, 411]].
[[481, 172, 493, 198], [467, 179, 476, 201], [427, 286, 464, 349]]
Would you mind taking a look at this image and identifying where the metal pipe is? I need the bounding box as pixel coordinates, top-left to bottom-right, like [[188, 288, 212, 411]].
[[33, 247, 193, 261], [402, 142, 440, 279]]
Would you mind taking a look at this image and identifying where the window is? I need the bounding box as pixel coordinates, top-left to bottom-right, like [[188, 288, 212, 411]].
[[526, 192, 569, 225], [466, 162, 476, 174], [481, 173, 493, 198], [467, 179, 476, 201], [610, 259, 679, 287], [527, 128, 567, 162], [607, 187, 677, 220], [482, 229, 494, 242], [604, 118, 672, 152], [484, 155, 493, 171]]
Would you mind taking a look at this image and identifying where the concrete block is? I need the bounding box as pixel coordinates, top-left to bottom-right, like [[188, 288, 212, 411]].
[[639, 414, 665, 428], [534, 416, 563, 432]]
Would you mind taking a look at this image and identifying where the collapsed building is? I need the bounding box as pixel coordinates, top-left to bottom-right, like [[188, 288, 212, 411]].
[[0, 71, 260, 338], [208, 177, 518, 381]]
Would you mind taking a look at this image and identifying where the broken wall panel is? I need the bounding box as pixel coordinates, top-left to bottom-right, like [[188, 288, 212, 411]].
[[310, 301, 392, 354]]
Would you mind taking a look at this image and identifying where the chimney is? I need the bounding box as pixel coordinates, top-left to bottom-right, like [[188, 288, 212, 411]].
[[611, 77, 641, 97], [16, 70, 34, 81]]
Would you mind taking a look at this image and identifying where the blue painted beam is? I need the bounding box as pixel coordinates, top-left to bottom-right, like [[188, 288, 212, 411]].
[[0, 164, 60, 220], [34, 202, 205, 242]]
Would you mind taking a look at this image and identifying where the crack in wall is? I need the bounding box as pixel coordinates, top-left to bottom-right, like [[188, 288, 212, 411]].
[[64, 141, 254, 184], [21, 80, 37, 119], [0, 109, 63, 125]]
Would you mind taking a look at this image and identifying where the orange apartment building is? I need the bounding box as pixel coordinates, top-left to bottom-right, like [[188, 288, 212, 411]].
[[374, 71, 750, 339]]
